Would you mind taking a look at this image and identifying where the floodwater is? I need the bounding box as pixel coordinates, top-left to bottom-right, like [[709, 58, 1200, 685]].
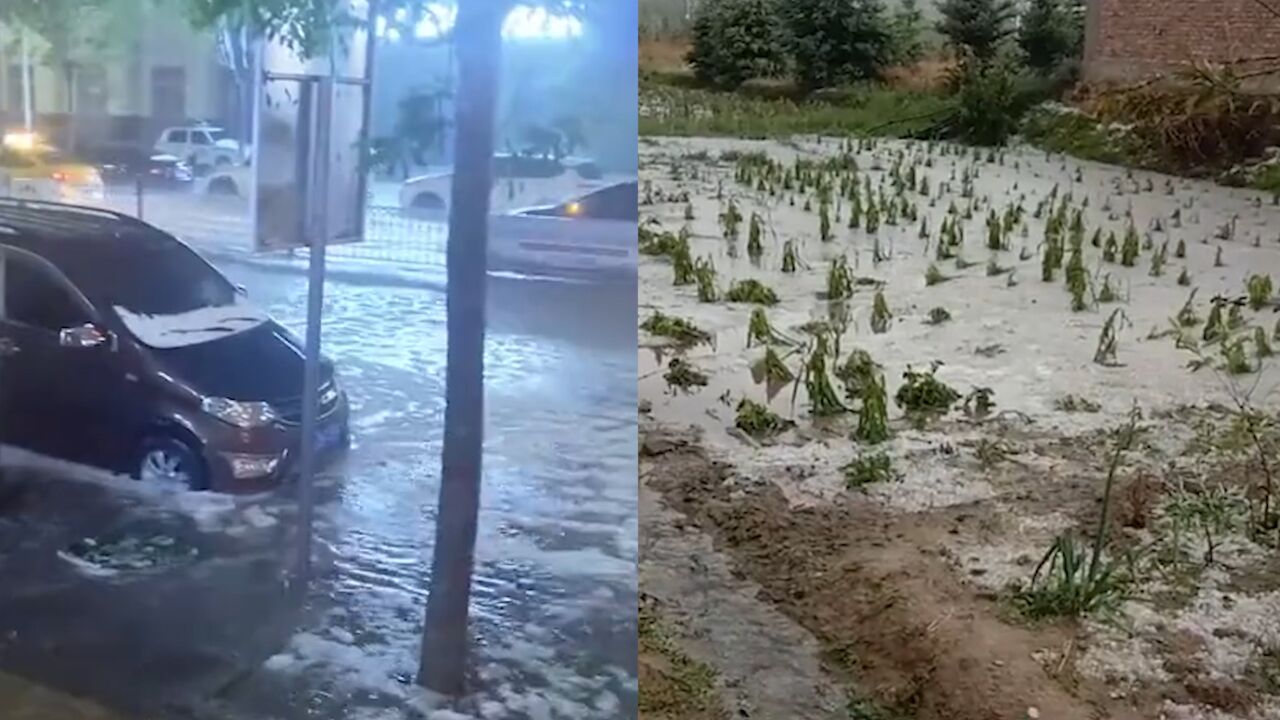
[[0, 246, 638, 719], [210, 265, 640, 719]]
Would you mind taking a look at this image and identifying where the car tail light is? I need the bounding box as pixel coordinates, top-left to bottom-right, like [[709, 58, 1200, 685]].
[[50, 170, 66, 183]]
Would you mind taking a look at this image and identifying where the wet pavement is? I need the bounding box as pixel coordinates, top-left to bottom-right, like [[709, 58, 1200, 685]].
[[0, 237, 639, 719]]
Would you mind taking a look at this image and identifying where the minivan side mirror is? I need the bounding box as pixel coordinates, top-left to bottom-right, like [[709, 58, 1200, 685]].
[[59, 323, 116, 351]]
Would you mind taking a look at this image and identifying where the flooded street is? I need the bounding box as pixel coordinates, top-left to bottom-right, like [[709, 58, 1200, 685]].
[[207, 264, 640, 719], [0, 233, 638, 719]]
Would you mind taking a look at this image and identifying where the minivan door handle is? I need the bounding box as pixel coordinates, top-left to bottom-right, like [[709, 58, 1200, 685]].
[[0, 338, 19, 357]]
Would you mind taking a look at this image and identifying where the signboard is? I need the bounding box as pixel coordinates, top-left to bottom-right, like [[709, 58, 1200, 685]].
[[252, 0, 374, 251]]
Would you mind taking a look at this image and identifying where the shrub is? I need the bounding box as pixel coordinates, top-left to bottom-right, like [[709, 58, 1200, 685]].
[[1013, 534, 1127, 619], [781, 240, 800, 273], [895, 361, 961, 414], [694, 256, 718, 301], [949, 57, 1031, 146], [797, 336, 847, 417], [1093, 65, 1280, 173], [641, 311, 711, 346], [856, 371, 893, 443], [936, 0, 1017, 61], [844, 452, 897, 487], [827, 256, 854, 300], [735, 398, 790, 438], [836, 348, 882, 401], [777, 0, 894, 93], [747, 307, 794, 347], [1017, 0, 1080, 72], [871, 289, 892, 333], [725, 279, 780, 305], [1247, 274, 1273, 310], [687, 0, 785, 90], [665, 358, 709, 391]]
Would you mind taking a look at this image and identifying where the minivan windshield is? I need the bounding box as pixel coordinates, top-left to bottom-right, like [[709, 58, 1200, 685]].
[[89, 238, 268, 349], [107, 241, 238, 315]]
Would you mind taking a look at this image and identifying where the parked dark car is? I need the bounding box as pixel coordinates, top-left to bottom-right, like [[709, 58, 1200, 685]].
[[79, 144, 193, 189], [0, 199, 349, 492]]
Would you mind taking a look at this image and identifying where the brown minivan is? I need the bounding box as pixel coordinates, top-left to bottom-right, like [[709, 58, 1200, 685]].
[[0, 199, 349, 492]]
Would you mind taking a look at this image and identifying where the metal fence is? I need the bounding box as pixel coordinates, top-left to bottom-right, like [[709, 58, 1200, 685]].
[[102, 186, 448, 270]]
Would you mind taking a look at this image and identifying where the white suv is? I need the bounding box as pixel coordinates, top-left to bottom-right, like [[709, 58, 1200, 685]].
[[154, 125, 245, 173]]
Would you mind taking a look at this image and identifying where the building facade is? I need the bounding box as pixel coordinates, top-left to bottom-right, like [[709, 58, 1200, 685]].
[[1084, 0, 1280, 89], [0, 6, 234, 150]]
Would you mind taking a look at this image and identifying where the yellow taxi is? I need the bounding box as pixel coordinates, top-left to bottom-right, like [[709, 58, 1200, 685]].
[[0, 130, 106, 206]]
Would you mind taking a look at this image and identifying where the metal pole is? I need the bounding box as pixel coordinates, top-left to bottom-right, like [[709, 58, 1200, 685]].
[[20, 28, 32, 131], [135, 174, 143, 219], [295, 74, 333, 584]]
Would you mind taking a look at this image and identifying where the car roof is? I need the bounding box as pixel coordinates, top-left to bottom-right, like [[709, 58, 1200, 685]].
[[0, 200, 177, 272]]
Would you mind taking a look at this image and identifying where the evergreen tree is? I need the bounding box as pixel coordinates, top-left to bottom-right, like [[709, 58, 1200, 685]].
[[936, 0, 1016, 61]]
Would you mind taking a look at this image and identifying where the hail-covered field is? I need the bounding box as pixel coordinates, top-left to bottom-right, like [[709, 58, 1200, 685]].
[[638, 134, 1280, 720]]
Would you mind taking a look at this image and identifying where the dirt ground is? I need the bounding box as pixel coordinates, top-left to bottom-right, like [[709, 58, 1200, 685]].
[[638, 135, 1280, 720]]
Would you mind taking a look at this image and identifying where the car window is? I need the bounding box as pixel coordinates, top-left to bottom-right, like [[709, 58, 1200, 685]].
[[495, 154, 564, 179], [207, 129, 229, 143], [572, 162, 603, 180], [516, 156, 565, 179], [572, 182, 638, 222], [2, 249, 92, 331], [102, 239, 237, 315], [191, 132, 211, 146], [166, 129, 188, 144]]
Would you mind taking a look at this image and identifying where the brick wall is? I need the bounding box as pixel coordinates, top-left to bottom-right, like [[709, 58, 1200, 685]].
[[1083, 0, 1280, 88]]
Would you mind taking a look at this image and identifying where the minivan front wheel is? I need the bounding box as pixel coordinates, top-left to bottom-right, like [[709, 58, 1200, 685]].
[[137, 436, 208, 491]]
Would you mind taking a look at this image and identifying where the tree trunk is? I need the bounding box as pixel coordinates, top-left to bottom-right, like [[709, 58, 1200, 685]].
[[416, 0, 509, 696]]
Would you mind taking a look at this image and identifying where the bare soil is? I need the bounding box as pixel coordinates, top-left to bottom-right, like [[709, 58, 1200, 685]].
[[643, 423, 1148, 720]]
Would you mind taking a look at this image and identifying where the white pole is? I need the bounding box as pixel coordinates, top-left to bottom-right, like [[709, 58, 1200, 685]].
[[20, 26, 32, 130]]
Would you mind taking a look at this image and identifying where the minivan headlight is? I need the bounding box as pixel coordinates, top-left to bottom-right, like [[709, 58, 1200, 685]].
[[202, 397, 278, 428]]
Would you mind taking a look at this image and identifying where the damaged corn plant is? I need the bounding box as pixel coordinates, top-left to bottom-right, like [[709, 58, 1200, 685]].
[[791, 333, 846, 418]]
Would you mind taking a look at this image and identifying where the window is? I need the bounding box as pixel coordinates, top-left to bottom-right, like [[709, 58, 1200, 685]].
[[166, 129, 188, 144], [95, 238, 237, 315], [572, 162, 603, 180], [76, 65, 108, 115], [152, 67, 187, 122], [3, 250, 91, 331], [191, 132, 211, 146]]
